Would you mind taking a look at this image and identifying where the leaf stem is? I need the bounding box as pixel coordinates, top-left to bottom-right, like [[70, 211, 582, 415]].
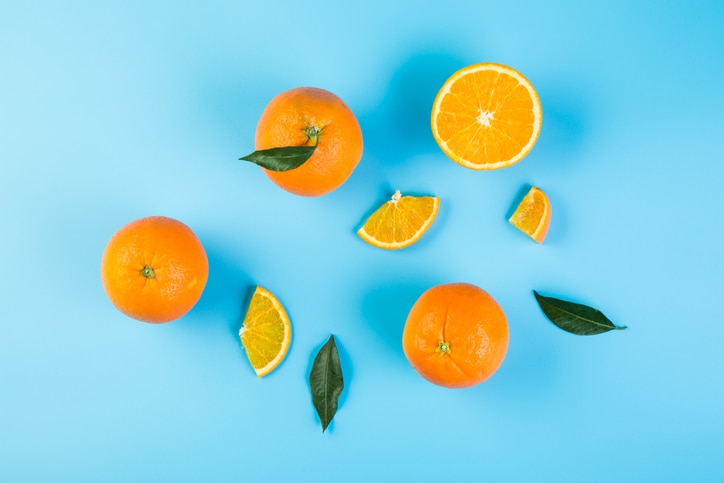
[[304, 125, 321, 145]]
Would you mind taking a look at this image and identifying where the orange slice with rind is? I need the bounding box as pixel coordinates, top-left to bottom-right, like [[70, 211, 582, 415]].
[[239, 286, 292, 377], [509, 186, 551, 243], [357, 190, 440, 250], [431, 62, 542, 170]]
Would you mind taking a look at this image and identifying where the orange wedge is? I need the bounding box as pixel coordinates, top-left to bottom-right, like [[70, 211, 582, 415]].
[[431, 62, 542, 170], [357, 190, 440, 250], [239, 286, 292, 377], [509, 186, 551, 243]]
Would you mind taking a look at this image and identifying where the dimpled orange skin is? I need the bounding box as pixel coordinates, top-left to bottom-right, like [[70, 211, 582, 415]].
[[255, 87, 363, 197], [402, 283, 509, 388], [100, 216, 209, 323]]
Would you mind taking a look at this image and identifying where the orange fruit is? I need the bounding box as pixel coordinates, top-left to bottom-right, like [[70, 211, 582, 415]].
[[357, 190, 440, 250], [254, 87, 364, 196], [431, 62, 542, 170], [402, 283, 509, 388], [100, 216, 209, 323], [239, 286, 292, 377], [509, 186, 551, 243]]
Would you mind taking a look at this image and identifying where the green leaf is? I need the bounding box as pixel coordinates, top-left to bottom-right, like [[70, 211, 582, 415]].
[[533, 291, 627, 336], [309, 335, 344, 433], [239, 145, 316, 171]]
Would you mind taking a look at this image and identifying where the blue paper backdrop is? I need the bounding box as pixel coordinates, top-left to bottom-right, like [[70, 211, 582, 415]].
[[2, 1, 723, 481]]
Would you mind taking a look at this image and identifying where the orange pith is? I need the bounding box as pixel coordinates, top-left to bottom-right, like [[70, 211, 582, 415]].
[[255, 87, 363, 197], [100, 216, 209, 323], [509, 186, 551, 243], [402, 283, 509, 389], [431, 63, 542, 170]]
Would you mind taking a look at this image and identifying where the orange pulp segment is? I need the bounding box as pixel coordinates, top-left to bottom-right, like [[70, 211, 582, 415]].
[[357, 190, 440, 250], [509, 186, 551, 243], [431, 62, 542, 170], [239, 286, 292, 377]]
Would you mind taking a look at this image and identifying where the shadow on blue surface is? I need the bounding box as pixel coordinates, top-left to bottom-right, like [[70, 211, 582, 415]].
[[533, 79, 591, 167], [475, 298, 563, 404], [357, 49, 471, 168], [191, 240, 254, 340], [359, 276, 441, 363]]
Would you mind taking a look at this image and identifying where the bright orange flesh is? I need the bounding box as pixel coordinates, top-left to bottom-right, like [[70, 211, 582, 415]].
[[255, 87, 363, 197], [239, 286, 292, 377], [357, 190, 439, 250], [101, 216, 209, 323], [431, 63, 542, 170], [402, 283, 509, 389], [509, 186, 551, 243]]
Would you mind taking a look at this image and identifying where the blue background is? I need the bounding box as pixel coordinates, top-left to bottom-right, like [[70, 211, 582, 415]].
[[2, 1, 723, 481]]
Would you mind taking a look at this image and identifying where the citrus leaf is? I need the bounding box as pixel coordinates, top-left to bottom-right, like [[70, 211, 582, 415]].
[[309, 335, 344, 433], [533, 291, 627, 335], [239, 145, 316, 171]]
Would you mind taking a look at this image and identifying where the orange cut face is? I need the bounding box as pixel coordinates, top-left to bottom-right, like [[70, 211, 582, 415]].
[[431, 63, 542, 170]]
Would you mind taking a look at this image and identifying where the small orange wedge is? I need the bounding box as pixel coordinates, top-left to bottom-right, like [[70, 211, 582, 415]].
[[239, 286, 292, 377], [509, 186, 551, 243], [431, 63, 542, 170], [357, 190, 440, 250]]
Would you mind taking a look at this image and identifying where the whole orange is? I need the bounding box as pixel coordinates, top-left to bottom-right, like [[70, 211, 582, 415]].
[[402, 283, 509, 388], [100, 216, 209, 323], [255, 87, 363, 197]]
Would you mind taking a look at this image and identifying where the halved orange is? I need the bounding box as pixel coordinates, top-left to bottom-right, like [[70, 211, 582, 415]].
[[509, 186, 551, 243], [357, 190, 440, 250], [239, 286, 292, 377], [431, 63, 542, 170]]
